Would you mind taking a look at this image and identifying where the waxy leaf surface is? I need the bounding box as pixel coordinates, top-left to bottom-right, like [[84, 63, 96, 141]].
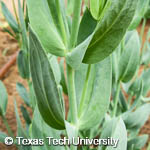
[[119, 30, 140, 82], [83, 0, 137, 64], [26, 0, 65, 57], [29, 27, 65, 130], [0, 81, 8, 116], [79, 57, 112, 130]]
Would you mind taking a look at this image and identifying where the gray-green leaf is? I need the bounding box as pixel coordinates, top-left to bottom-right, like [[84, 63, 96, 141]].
[[123, 103, 150, 130], [83, 0, 137, 64], [79, 57, 112, 130], [127, 135, 148, 150], [119, 30, 140, 82], [100, 117, 127, 150], [26, 0, 66, 57], [17, 50, 30, 79], [16, 82, 30, 107], [0, 132, 8, 143], [129, 0, 149, 30], [1, 2, 19, 33], [32, 106, 64, 150], [0, 81, 8, 116], [29, 27, 65, 130]]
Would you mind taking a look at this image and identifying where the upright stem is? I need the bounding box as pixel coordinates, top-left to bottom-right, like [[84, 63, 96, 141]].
[[66, 0, 82, 124], [66, 1, 82, 149], [112, 81, 121, 117], [69, 0, 82, 48], [55, 0, 67, 46], [2, 115, 14, 138], [67, 65, 78, 125]]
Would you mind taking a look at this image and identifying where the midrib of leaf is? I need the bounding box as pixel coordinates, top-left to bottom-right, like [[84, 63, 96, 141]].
[[79, 66, 96, 118], [31, 52, 64, 127], [89, 0, 128, 48], [30, 35, 64, 127]]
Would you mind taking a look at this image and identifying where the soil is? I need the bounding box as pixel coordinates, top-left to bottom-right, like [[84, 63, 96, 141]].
[[0, 6, 150, 150]]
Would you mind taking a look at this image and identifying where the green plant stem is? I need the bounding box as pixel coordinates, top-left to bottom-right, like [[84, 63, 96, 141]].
[[112, 81, 121, 117], [69, 0, 82, 48], [2, 115, 14, 138], [55, 0, 67, 46], [67, 65, 78, 150], [67, 65, 78, 125], [78, 65, 91, 116]]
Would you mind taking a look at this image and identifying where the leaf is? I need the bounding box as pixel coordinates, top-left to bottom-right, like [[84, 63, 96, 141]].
[[79, 57, 112, 130], [77, 8, 97, 45], [142, 44, 150, 65], [28, 81, 36, 109], [66, 34, 93, 69], [129, 0, 149, 30], [59, 59, 68, 95], [147, 142, 150, 150], [3, 28, 15, 38], [66, 8, 96, 69], [15, 101, 28, 137], [90, 0, 108, 20], [0, 81, 8, 116], [17, 50, 30, 79], [1, 2, 19, 33], [119, 30, 140, 82], [141, 69, 150, 96], [123, 104, 150, 130], [32, 106, 65, 150], [47, 0, 69, 43], [49, 55, 61, 84], [75, 64, 88, 106], [0, 132, 8, 143], [129, 81, 143, 111], [16, 82, 30, 107], [145, 6, 150, 19], [100, 117, 127, 150], [128, 78, 142, 95], [26, 0, 66, 57], [119, 90, 128, 112], [90, 0, 100, 20], [127, 135, 148, 150], [65, 121, 78, 144], [14, 101, 31, 150], [20, 105, 31, 125], [29, 27, 65, 130], [67, 0, 75, 15], [82, 0, 137, 64], [57, 85, 66, 119], [18, 0, 28, 50], [112, 46, 120, 85]]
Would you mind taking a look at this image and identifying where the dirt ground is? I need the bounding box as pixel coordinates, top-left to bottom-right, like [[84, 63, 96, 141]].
[[0, 28, 30, 150]]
